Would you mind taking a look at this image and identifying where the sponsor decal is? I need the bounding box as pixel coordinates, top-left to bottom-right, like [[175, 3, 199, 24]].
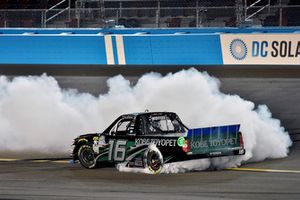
[[230, 39, 248, 60], [93, 136, 99, 141], [135, 138, 177, 147], [221, 34, 300, 65], [252, 40, 300, 58], [191, 138, 237, 149], [177, 137, 186, 147], [209, 138, 237, 147], [191, 140, 209, 148]]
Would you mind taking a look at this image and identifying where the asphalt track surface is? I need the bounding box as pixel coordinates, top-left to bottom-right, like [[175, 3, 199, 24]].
[[1, 65, 300, 200], [0, 147, 300, 200]]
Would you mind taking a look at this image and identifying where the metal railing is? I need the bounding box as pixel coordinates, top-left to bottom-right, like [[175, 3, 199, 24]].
[[0, 4, 299, 28], [43, 0, 71, 27], [245, 0, 271, 21]]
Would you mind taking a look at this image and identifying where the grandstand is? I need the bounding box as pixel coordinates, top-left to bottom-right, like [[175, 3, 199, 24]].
[[0, 0, 299, 28]]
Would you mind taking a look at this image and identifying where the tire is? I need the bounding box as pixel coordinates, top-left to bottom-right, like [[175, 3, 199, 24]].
[[144, 146, 163, 174], [78, 145, 97, 169]]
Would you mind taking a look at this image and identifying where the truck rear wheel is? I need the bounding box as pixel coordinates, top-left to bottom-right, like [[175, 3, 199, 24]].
[[144, 147, 163, 174], [78, 145, 96, 169]]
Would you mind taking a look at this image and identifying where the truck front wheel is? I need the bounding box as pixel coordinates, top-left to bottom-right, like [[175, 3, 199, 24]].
[[78, 145, 97, 169]]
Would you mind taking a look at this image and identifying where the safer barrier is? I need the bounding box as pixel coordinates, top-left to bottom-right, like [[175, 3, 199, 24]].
[[0, 27, 299, 65], [0, 35, 107, 64]]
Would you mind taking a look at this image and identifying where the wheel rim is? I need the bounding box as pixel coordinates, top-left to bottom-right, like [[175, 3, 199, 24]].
[[81, 148, 95, 166], [147, 151, 162, 172]]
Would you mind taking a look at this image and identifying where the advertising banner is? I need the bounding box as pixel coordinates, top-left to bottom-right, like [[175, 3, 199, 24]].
[[220, 34, 300, 65]]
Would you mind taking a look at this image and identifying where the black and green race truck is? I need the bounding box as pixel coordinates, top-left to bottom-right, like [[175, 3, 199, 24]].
[[70, 111, 245, 174]]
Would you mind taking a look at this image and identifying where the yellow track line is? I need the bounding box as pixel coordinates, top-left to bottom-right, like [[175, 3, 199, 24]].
[[0, 158, 70, 164], [0, 158, 20, 162], [226, 167, 300, 174], [52, 160, 70, 164], [31, 160, 51, 163]]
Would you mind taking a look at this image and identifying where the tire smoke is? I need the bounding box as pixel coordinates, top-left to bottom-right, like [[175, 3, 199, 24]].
[[0, 69, 292, 172]]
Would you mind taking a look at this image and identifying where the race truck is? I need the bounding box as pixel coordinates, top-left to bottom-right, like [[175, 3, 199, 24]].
[[70, 112, 245, 174]]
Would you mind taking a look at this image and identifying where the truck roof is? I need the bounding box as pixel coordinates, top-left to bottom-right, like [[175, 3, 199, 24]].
[[121, 111, 177, 118]]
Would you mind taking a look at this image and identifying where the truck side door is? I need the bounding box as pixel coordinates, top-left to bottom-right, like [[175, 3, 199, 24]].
[[106, 117, 136, 162]]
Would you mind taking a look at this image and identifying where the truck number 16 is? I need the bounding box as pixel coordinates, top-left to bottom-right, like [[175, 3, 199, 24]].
[[108, 140, 127, 161]]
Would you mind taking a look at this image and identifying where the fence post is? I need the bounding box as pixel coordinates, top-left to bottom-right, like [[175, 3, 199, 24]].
[[68, 0, 71, 22], [156, 0, 160, 27], [116, 10, 119, 25], [244, 0, 247, 22], [196, 0, 199, 27], [235, 0, 244, 27], [119, 1, 122, 18], [279, 0, 282, 26], [77, 8, 80, 28], [41, 10, 45, 28]]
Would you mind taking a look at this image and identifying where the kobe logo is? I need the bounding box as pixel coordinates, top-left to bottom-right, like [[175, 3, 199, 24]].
[[230, 39, 248, 60]]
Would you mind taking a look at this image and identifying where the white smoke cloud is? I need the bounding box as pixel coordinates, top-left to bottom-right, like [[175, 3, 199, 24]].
[[0, 69, 292, 172]]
